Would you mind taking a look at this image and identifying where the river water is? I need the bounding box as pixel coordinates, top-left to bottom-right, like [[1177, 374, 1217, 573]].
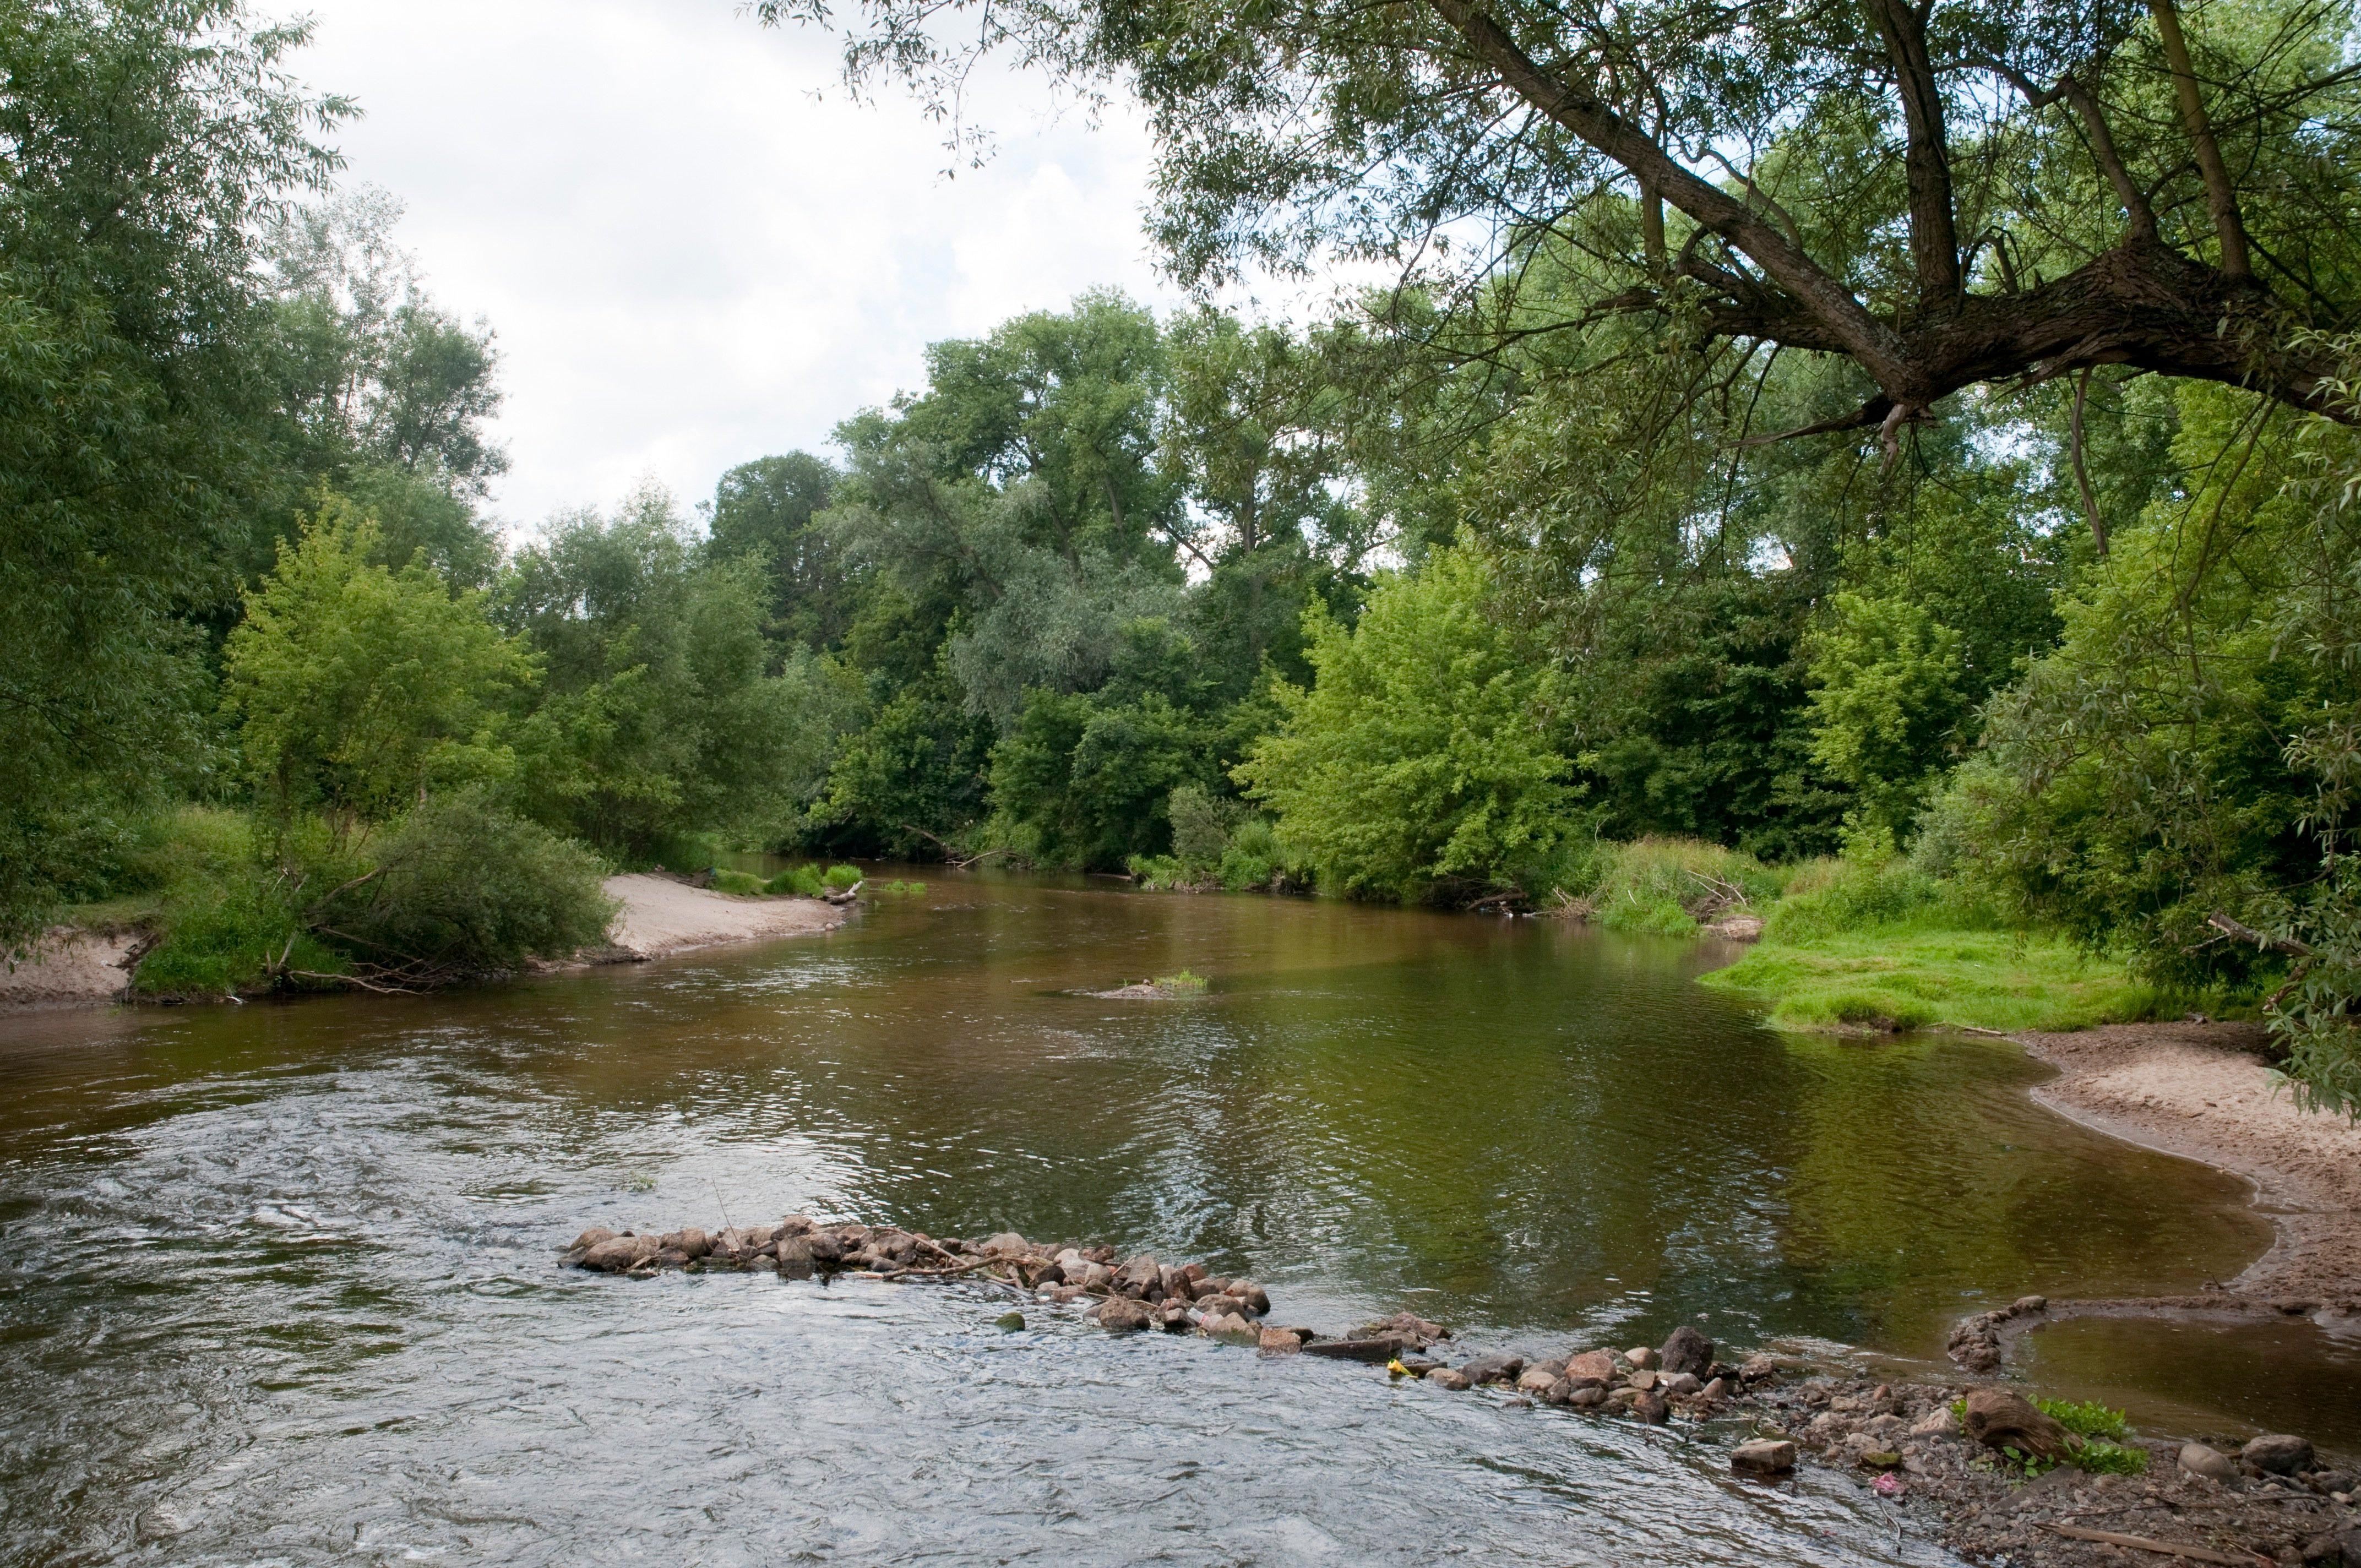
[[0, 872, 2318, 1565]]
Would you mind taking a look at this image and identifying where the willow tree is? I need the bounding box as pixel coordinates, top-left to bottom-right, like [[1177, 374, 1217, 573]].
[[758, 0, 2361, 442]]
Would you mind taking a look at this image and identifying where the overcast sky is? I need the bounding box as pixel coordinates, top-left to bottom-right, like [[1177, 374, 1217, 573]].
[[290, 0, 1191, 532]]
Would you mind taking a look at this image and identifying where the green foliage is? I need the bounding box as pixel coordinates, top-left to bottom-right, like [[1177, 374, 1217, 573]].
[[710, 869, 768, 896], [314, 790, 614, 978], [705, 451, 851, 646], [1238, 546, 1570, 902], [1151, 969, 1207, 994], [501, 487, 857, 856], [1807, 594, 1973, 842], [134, 875, 339, 998], [764, 864, 827, 897], [2034, 1398, 2134, 1441], [226, 500, 531, 820], [823, 864, 862, 892], [1562, 840, 1777, 935], [0, 0, 341, 949]]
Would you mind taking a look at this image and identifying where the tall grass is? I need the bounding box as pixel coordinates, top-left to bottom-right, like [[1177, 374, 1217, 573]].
[[1555, 836, 1788, 935]]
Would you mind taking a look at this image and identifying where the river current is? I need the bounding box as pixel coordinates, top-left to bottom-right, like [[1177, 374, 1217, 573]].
[[0, 871, 2321, 1564]]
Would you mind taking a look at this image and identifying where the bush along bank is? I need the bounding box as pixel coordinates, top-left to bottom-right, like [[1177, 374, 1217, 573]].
[[568, 1215, 2360, 1567]]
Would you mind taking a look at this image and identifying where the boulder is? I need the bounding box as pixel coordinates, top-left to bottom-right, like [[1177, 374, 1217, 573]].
[[1541, 1378, 1577, 1407], [1739, 1353, 1779, 1383], [2243, 1434, 2315, 1476], [652, 1247, 692, 1268], [1079, 1262, 1115, 1292], [1259, 1327, 1303, 1353], [1732, 1439, 1798, 1477], [1565, 1385, 1608, 1409], [1299, 1338, 1403, 1363], [1662, 1372, 1701, 1398], [570, 1227, 617, 1252], [1426, 1368, 1473, 1391], [1457, 1352, 1525, 1385], [1516, 1365, 1562, 1395], [981, 1231, 1030, 1257], [1116, 1255, 1161, 1295], [1093, 1298, 1156, 1332], [1628, 1368, 1658, 1392], [1158, 1265, 1188, 1298], [2179, 1443, 2235, 1481], [2011, 1294, 2048, 1314], [1155, 1302, 1193, 1332], [1563, 1350, 1617, 1385], [1962, 1388, 2074, 1463], [1660, 1325, 1715, 1378], [1699, 1378, 1729, 1402], [776, 1235, 814, 1266], [776, 1215, 815, 1236], [804, 1231, 845, 1264], [1633, 1391, 1669, 1424], [1626, 1347, 1658, 1370], [660, 1228, 711, 1260], [1228, 1280, 1271, 1316]]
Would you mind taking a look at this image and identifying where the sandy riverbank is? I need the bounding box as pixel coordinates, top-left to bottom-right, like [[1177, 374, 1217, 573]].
[[597, 873, 848, 959], [2015, 1020, 2361, 1305], [0, 875, 848, 1010]]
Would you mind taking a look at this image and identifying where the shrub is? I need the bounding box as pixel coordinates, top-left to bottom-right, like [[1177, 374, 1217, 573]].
[[710, 868, 768, 896], [824, 864, 863, 892], [1559, 837, 1784, 934], [2034, 1398, 2132, 1441], [314, 790, 615, 979], [765, 864, 827, 897], [134, 878, 342, 998]]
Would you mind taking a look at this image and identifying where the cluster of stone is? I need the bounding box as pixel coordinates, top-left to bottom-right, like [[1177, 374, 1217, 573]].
[[1404, 1324, 1771, 1437]]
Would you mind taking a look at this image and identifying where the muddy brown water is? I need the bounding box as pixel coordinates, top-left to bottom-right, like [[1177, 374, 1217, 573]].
[[0, 869, 2332, 1564]]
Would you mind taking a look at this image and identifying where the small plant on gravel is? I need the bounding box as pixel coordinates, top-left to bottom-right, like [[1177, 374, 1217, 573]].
[[1152, 970, 1208, 995], [2033, 1397, 2134, 1441]]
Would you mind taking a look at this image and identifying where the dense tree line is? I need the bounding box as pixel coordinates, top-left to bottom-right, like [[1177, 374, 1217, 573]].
[[5, 0, 2359, 1111]]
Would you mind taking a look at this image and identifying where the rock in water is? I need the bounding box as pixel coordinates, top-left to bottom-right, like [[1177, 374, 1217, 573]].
[[579, 1236, 643, 1272], [995, 1311, 1026, 1331], [570, 1227, 617, 1252], [1426, 1368, 1473, 1391], [1961, 1388, 2074, 1463], [1660, 1325, 1714, 1379], [1258, 1327, 1303, 1353], [1731, 1439, 1797, 1476], [1562, 1349, 1616, 1385], [1625, 1347, 1658, 1370], [2179, 1442, 2235, 1480], [2242, 1434, 2314, 1475], [1634, 1391, 1669, 1424], [1456, 1352, 1525, 1385], [1093, 1298, 1155, 1332], [1661, 1372, 1701, 1397]]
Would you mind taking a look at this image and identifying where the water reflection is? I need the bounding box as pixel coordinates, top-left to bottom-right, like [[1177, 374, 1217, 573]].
[[0, 871, 2291, 1562]]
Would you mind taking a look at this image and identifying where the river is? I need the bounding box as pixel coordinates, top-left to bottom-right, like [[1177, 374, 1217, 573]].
[[0, 870, 2346, 1564]]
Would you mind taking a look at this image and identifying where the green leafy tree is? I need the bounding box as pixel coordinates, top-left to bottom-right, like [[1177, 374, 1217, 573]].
[[501, 487, 854, 856], [706, 451, 853, 646], [225, 500, 532, 821], [1238, 545, 1570, 901], [1807, 594, 1972, 843], [0, 0, 342, 949]]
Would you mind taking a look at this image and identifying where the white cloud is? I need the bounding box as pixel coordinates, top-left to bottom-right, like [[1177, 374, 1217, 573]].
[[289, 0, 1185, 531]]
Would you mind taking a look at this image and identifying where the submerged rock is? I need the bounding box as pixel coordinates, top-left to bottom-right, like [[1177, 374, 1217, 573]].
[[1426, 1368, 1473, 1391], [1456, 1352, 1525, 1385]]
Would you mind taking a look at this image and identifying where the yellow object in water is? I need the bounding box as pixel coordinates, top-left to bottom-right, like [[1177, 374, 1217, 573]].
[[1386, 1359, 1411, 1378]]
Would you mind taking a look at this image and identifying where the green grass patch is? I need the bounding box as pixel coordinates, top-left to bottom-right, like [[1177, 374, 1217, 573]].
[[1152, 970, 1208, 995], [1562, 837, 1788, 935], [1702, 922, 2174, 1032], [709, 868, 769, 896], [2035, 1397, 2134, 1441]]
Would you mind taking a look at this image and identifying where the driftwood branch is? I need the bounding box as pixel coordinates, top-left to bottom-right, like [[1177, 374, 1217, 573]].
[[2204, 911, 2313, 957]]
